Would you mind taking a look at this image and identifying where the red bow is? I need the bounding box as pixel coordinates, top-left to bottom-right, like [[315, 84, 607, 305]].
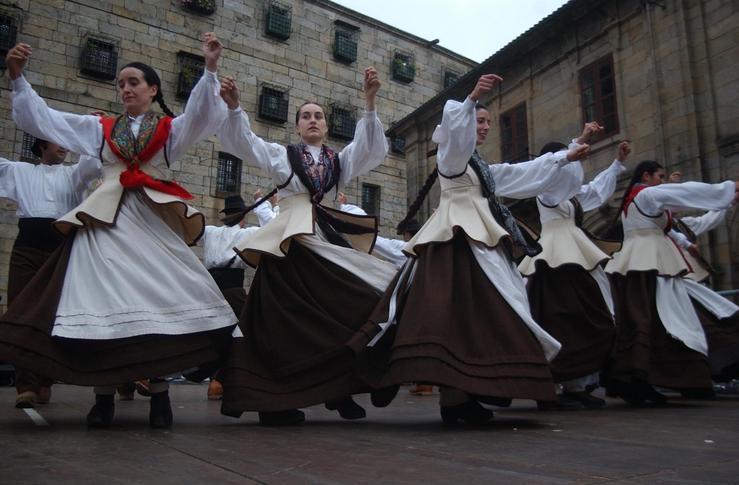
[[119, 162, 193, 200]]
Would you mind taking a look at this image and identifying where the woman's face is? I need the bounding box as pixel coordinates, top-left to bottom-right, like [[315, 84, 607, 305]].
[[117, 67, 157, 116], [476, 108, 491, 146], [296, 103, 328, 145]]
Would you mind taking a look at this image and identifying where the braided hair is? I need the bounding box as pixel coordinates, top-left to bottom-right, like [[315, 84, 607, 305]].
[[120, 62, 176, 117], [396, 168, 439, 234], [538, 141, 567, 156], [611, 160, 663, 229]]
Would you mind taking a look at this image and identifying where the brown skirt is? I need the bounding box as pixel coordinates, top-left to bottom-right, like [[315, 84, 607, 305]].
[[607, 272, 711, 389], [220, 241, 383, 413], [7, 245, 56, 305], [361, 232, 556, 402], [693, 299, 739, 380], [0, 235, 234, 387], [527, 263, 615, 382]]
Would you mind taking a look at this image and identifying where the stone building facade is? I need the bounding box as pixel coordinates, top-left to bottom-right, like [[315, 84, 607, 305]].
[[388, 0, 738, 293], [0, 0, 476, 308]]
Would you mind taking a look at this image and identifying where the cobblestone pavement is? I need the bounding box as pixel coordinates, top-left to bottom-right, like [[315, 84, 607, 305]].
[[1, 384, 737, 484]]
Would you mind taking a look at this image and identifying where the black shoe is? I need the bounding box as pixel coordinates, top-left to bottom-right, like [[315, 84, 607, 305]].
[[149, 391, 173, 429], [325, 396, 366, 420], [440, 400, 494, 425], [474, 395, 513, 407], [681, 388, 716, 400], [563, 391, 606, 409], [258, 409, 305, 426], [606, 380, 645, 406], [86, 394, 115, 428], [634, 382, 667, 405], [371, 385, 400, 408], [536, 394, 583, 411]]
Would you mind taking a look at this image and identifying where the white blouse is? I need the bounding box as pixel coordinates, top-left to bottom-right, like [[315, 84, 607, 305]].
[[202, 224, 259, 269], [10, 70, 226, 168], [219, 107, 389, 195], [0, 156, 101, 218]]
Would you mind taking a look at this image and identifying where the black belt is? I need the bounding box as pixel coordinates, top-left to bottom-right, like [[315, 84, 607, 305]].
[[14, 218, 64, 252]]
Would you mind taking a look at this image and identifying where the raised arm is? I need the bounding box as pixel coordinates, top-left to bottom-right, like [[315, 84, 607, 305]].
[[576, 160, 627, 211], [636, 181, 737, 214], [167, 33, 228, 163], [0, 158, 20, 201], [70, 155, 103, 194], [338, 67, 388, 186], [218, 76, 291, 182]]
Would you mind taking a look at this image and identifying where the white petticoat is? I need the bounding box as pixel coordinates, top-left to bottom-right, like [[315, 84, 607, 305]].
[[52, 191, 237, 340]]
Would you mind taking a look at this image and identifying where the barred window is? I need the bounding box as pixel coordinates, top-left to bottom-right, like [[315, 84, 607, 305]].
[[0, 14, 17, 70], [329, 105, 356, 141], [176, 52, 205, 100], [361, 183, 380, 216], [334, 21, 359, 64], [258, 85, 289, 123], [216, 152, 242, 195], [265, 1, 292, 40], [392, 51, 415, 83], [80, 38, 118, 81], [443, 70, 460, 89], [500, 102, 529, 163], [579, 54, 619, 140], [20, 132, 38, 163]]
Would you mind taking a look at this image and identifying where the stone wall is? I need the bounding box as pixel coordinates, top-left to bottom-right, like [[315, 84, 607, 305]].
[[0, 0, 476, 308]]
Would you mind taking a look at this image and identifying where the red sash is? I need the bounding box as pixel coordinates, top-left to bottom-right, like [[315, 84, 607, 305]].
[[623, 184, 672, 232], [100, 116, 193, 200]]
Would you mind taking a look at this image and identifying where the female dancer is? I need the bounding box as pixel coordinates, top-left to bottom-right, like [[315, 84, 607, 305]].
[[0, 35, 237, 428], [519, 135, 629, 408], [217, 68, 397, 425], [604, 161, 738, 403], [362, 74, 591, 424]]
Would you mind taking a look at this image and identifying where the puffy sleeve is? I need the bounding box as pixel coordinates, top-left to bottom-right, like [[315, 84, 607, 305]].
[[70, 156, 103, 194], [167, 70, 228, 164], [0, 158, 19, 201], [668, 229, 691, 249], [254, 200, 277, 227], [433, 97, 477, 177], [218, 107, 292, 184], [576, 160, 627, 211], [337, 111, 388, 187], [11, 76, 102, 157], [489, 151, 570, 200], [680, 210, 728, 236], [636, 181, 735, 215]]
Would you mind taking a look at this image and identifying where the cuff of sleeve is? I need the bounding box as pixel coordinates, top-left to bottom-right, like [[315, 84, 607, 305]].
[[719, 180, 736, 206], [462, 96, 476, 110], [568, 138, 581, 150], [554, 151, 569, 166], [228, 106, 243, 116], [611, 159, 627, 173], [11, 75, 29, 92], [204, 68, 218, 78], [363, 109, 377, 118]]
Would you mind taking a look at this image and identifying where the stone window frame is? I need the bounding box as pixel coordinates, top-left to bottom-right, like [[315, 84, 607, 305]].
[[390, 135, 405, 156], [258, 83, 289, 124], [328, 103, 356, 141], [499, 102, 529, 163], [443, 69, 461, 89], [578, 53, 619, 141], [181, 0, 217, 16], [333, 20, 359, 64], [391, 51, 416, 84], [361, 183, 381, 216], [215, 151, 242, 197], [265, 0, 292, 41], [79, 35, 118, 82], [176, 51, 205, 101]]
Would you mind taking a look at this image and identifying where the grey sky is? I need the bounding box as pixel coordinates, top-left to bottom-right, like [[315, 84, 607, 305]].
[[332, 0, 570, 63]]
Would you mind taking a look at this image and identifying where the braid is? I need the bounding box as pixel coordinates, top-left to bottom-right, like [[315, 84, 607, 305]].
[[612, 160, 663, 226], [237, 186, 280, 221], [155, 92, 176, 117], [396, 168, 439, 233]]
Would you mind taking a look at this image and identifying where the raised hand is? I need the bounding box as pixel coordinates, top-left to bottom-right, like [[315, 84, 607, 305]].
[[566, 143, 590, 162], [5, 43, 33, 80], [616, 140, 631, 162], [220, 76, 240, 110], [337, 192, 348, 205], [253, 188, 263, 201], [469, 74, 503, 101], [668, 171, 683, 183], [363, 67, 380, 111], [202, 32, 223, 72], [576, 121, 605, 144]]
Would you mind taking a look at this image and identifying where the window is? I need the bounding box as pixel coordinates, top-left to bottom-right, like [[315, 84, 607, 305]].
[[499, 102, 529, 162], [265, 1, 292, 40], [80, 37, 118, 81], [0, 14, 17, 70], [392, 51, 415, 83], [579, 54, 619, 140], [333, 21, 359, 64], [328, 105, 356, 141], [181, 0, 216, 15], [258, 85, 289, 123], [20, 132, 38, 163], [443, 70, 460, 89], [391, 135, 405, 155], [216, 152, 242, 195], [176, 52, 205, 100], [361, 183, 380, 216]]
